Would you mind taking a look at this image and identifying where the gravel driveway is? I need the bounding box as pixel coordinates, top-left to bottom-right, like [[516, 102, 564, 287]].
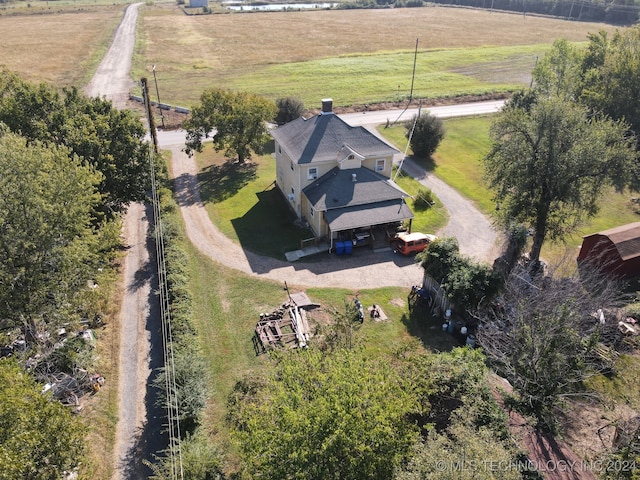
[[86, 2, 500, 475]]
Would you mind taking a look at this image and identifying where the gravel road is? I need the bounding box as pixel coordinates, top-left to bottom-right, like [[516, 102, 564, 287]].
[[83, 3, 161, 479], [85, 2, 500, 476]]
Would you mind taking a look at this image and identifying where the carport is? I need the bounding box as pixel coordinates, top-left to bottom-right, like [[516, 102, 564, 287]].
[[326, 199, 414, 252]]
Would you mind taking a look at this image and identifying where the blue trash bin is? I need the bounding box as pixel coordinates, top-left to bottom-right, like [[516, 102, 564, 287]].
[[343, 240, 353, 255], [335, 241, 344, 255]]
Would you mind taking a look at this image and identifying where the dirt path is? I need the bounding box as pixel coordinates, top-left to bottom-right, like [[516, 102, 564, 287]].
[[83, 3, 161, 479], [490, 376, 597, 480]]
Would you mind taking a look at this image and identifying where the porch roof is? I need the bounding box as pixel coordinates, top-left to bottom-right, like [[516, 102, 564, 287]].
[[325, 199, 414, 232]]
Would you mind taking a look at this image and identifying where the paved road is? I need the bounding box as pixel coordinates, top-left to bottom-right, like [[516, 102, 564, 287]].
[[339, 100, 505, 126]]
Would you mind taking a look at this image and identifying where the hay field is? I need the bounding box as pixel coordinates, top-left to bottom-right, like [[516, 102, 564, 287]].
[[0, 7, 123, 87], [0, 4, 621, 105], [136, 5, 619, 106]]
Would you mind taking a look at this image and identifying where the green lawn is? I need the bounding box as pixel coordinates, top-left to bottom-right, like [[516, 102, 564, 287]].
[[192, 144, 448, 258], [185, 240, 457, 465], [228, 45, 546, 107], [380, 115, 640, 266]]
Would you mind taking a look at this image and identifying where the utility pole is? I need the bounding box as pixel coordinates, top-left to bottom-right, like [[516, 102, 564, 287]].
[[141, 77, 158, 153], [152, 65, 166, 129]]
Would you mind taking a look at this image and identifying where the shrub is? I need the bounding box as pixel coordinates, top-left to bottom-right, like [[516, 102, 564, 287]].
[[405, 112, 446, 159], [275, 97, 304, 125], [412, 187, 434, 211]]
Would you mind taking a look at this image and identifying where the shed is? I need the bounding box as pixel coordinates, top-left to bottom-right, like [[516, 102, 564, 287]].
[[577, 222, 640, 279]]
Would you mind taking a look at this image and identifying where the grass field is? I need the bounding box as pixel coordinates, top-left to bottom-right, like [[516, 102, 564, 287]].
[[381, 116, 640, 265], [135, 5, 618, 107], [0, 7, 124, 87]]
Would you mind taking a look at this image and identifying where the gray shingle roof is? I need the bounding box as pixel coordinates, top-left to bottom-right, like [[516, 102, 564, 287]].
[[271, 112, 399, 164], [586, 222, 640, 261], [325, 200, 414, 232], [303, 167, 409, 211]]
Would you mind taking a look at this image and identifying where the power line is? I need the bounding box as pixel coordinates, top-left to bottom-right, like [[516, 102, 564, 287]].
[[142, 79, 184, 480]]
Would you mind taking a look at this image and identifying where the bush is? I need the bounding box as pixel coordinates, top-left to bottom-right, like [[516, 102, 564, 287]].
[[275, 97, 304, 125], [412, 187, 434, 211], [405, 112, 445, 159]]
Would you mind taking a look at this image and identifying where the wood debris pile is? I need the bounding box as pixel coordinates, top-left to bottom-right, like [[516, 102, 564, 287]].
[[255, 302, 313, 354]]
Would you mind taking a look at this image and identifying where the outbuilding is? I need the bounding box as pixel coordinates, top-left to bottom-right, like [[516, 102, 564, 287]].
[[577, 222, 640, 279]]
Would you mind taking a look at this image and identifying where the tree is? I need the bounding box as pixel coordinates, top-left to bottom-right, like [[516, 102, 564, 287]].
[[532, 39, 583, 101], [405, 111, 445, 159], [184, 88, 277, 163], [0, 130, 103, 340], [0, 69, 150, 216], [228, 348, 420, 479], [394, 424, 520, 480], [580, 26, 640, 154], [0, 358, 85, 479], [153, 345, 208, 437], [147, 430, 225, 480], [474, 260, 625, 431], [394, 347, 518, 479], [275, 96, 304, 125], [484, 95, 636, 266]]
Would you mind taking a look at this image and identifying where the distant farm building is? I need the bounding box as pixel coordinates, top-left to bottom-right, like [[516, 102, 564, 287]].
[[577, 222, 640, 279], [190, 0, 208, 7]]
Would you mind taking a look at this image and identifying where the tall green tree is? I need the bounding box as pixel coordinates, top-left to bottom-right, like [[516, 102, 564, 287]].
[[580, 26, 640, 150], [228, 348, 420, 479], [184, 88, 277, 163], [0, 130, 102, 340], [532, 39, 583, 101], [484, 95, 636, 266], [0, 68, 150, 216], [275, 96, 304, 125], [0, 358, 85, 479]]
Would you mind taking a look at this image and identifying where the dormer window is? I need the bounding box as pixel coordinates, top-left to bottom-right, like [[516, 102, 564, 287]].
[[308, 167, 318, 180], [348, 154, 355, 160]]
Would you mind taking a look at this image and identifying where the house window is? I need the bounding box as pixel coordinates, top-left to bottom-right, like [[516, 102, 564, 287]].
[[348, 154, 355, 160], [310, 206, 315, 218], [278, 145, 282, 153], [308, 167, 318, 180], [290, 161, 294, 171], [288, 187, 295, 202], [376, 159, 385, 172]]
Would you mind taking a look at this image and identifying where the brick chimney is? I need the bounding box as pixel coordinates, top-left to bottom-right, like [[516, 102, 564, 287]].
[[321, 98, 333, 114]]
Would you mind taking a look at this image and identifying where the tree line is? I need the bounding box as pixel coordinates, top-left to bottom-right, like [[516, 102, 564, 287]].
[[0, 68, 151, 477], [347, 0, 639, 24]]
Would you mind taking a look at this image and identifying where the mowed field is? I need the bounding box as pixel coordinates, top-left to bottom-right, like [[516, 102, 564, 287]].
[[0, 3, 621, 107], [135, 5, 620, 107], [0, 6, 124, 87]]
